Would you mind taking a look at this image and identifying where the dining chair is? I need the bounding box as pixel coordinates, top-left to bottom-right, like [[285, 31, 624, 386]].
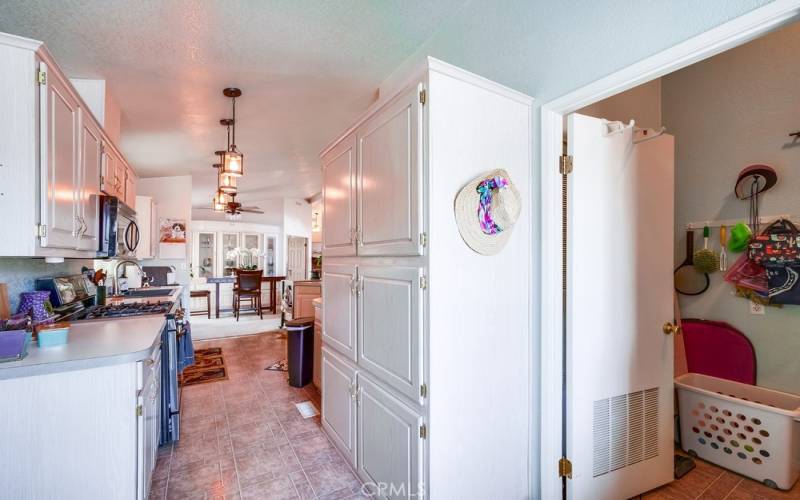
[[234, 270, 263, 321]]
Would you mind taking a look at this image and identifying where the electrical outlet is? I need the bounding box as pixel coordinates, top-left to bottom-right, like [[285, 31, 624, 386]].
[[749, 301, 765, 315]]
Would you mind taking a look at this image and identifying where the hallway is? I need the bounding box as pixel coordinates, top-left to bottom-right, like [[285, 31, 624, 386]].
[[149, 331, 364, 499]]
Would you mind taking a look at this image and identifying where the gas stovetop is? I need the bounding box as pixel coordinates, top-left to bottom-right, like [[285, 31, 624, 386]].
[[71, 301, 174, 321]]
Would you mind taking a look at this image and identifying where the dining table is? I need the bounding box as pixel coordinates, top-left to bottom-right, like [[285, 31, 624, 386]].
[[206, 275, 286, 318]]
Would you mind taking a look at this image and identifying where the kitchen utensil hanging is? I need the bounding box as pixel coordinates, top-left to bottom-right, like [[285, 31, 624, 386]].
[[675, 229, 710, 296]]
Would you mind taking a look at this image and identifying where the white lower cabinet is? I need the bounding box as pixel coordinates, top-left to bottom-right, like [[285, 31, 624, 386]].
[[321, 347, 358, 466], [138, 347, 161, 500], [357, 373, 424, 500], [357, 265, 423, 405]]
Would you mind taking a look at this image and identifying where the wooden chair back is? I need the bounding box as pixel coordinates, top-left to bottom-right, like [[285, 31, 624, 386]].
[[236, 270, 262, 293]]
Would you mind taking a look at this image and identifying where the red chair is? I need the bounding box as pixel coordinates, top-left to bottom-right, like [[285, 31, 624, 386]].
[[233, 270, 263, 321]]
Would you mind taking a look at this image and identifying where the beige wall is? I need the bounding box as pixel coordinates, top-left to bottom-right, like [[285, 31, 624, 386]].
[[578, 78, 662, 129]]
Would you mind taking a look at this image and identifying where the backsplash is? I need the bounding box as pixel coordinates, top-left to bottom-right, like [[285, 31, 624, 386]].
[[0, 258, 93, 312]]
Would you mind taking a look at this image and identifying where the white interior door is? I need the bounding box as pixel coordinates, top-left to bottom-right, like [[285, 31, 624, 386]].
[[286, 236, 308, 281], [567, 113, 675, 499]]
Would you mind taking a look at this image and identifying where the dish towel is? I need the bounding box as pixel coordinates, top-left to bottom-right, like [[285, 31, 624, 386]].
[[177, 320, 195, 372]]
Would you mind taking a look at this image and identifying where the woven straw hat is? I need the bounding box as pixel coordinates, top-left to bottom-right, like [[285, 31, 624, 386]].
[[454, 169, 521, 255]]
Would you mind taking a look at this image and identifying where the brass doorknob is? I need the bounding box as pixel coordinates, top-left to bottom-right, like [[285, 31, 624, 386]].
[[663, 322, 681, 335]]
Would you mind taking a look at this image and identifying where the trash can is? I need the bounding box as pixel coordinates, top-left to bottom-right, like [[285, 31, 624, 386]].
[[285, 317, 314, 388]]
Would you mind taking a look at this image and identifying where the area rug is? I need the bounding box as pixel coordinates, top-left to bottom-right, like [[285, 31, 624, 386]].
[[180, 347, 228, 386], [265, 359, 288, 372]]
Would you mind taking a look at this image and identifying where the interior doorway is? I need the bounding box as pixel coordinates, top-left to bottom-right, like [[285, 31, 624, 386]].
[[538, 4, 800, 499], [286, 235, 308, 281]]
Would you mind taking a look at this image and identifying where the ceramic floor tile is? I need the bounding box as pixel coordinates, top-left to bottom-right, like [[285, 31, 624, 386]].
[[698, 472, 743, 499], [240, 475, 299, 500], [163, 331, 361, 500]]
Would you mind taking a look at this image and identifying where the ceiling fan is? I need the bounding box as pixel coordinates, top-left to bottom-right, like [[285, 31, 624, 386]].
[[199, 192, 264, 215]]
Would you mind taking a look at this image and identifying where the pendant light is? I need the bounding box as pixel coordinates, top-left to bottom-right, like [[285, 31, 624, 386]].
[[212, 189, 229, 212], [220, 88, 244, 177], [216, 124, 238, 194]]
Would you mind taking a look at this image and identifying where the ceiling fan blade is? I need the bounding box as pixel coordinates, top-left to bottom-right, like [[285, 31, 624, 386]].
[[239, 209, 265, 214], [195, 207, 215, 210], [239, 206, 261, 210]]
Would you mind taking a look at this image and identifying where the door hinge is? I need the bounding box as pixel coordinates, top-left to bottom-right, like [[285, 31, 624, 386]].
[[558, 457, 573, 479], [136, 404, 143, 417], [419, 423, 427, 439], [419, 89, 426, 105], [419, 232, 427, 248], [36, 224, 47, 238], [36, 69, 46, 85], [559, 155, 573, 175], [420, 383, 427, 398], [419, 275, 427, 290]]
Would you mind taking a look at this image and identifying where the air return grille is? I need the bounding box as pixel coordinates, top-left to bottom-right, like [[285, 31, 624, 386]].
[[593, 387, 659, 477]]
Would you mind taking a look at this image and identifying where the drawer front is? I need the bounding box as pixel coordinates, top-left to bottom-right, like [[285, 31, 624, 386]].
[[322, 264, 358, 362], [321, 347, 358, 466], [358, 265, 424, 405], [357, 373, 424, 500]]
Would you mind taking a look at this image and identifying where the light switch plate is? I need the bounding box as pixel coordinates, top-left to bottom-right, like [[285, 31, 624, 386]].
[[749, 301, 765, 315]]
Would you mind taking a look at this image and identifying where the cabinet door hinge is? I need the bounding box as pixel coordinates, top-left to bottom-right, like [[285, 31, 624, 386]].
[[559, 155, 573, 175], [420, 383, 427, 398], [419, 232, 427, 248], [419, 423, 427, 439], [558, 457, 572, 479], [419, 275, 427, 290], [36, 224, 47, 238], [419, 89, 426, 105], [36, 69, 47, 85], [136, 404, 143, 417]]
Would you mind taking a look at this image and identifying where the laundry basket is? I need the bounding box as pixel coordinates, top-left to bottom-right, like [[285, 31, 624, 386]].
[[676, 373, 800, 490]]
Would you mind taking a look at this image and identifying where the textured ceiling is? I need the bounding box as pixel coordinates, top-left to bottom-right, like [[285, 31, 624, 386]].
[[0, 0, 467, 209]]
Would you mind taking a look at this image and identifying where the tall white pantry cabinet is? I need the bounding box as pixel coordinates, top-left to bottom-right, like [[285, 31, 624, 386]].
[[320, 57, 533, 499]]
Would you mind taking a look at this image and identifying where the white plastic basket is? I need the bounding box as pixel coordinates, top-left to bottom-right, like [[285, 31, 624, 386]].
[[676, 373, 800, 490]]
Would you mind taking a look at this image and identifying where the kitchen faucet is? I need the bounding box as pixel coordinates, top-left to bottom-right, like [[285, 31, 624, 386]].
[[112, 259, 146, 295]]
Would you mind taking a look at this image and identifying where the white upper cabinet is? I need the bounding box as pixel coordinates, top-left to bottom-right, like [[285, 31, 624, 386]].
[[357, 265, 424, 405], [78, 110, 102, 250], [40, 61, 80, 250], [0, 33, 138, 257], [357, 84, 423, 256], [322, 133, 357, 256], [322, 263, 358, 362]]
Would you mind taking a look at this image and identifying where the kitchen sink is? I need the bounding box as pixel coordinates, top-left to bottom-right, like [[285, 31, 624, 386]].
[[124, 288, 176, 298]]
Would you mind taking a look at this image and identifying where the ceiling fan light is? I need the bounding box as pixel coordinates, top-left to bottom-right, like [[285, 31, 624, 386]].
[[221, 150, 244, 177]]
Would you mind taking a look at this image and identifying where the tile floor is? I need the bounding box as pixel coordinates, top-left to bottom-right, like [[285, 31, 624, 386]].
[[642, 451, 800, 499], [149, 331, 365, 500]]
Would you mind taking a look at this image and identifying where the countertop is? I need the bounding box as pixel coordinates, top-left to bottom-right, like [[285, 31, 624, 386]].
[[0, 286, 182, 380]]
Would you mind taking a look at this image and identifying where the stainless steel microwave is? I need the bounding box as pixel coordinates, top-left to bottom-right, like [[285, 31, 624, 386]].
[[98, 195, 139, 258]]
